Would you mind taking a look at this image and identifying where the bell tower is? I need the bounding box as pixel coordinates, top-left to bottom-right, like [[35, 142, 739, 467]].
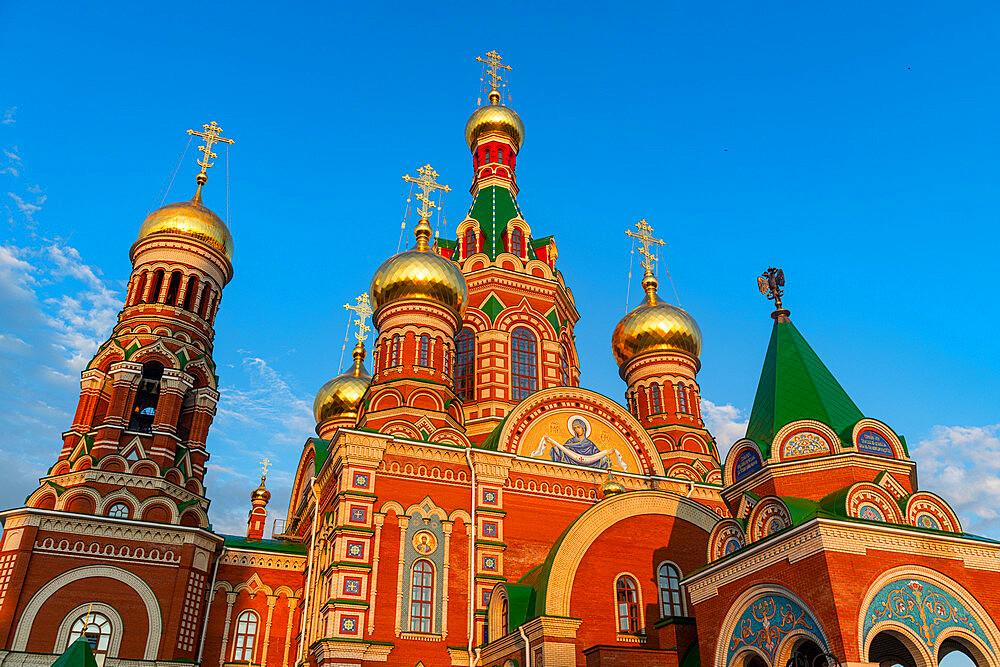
[[26, 122, 236, 527]]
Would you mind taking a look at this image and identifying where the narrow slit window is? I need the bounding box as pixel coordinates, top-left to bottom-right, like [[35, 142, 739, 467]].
[[650, 383, 662, 414]]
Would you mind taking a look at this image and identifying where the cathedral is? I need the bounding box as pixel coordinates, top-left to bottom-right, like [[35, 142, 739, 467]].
[[1, 52, 998, 667]]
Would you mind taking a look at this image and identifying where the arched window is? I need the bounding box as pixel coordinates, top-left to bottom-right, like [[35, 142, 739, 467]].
[[197, 283, 212, 318], [127, 362, 164, 433], [510, 327, 537, 401], [560, 346, 569, 386], [182, 275, 198, 311], [658, 563, 684, 617], [464, 227, 476, 258], [455, 328, 475, 401], [147, 269, 164, 303], [409, 559, 434, 633], [107, 502, 130, 519], [131, 272, 147, 306], [616, 576, 640, 633], [390, 334, 400, 366], [650, 383, 662, 414], [68, 610, 112, 660], [676, 384, 688, 413], [165, 270, 182, 305], [498, 147, 504, 164], [484, 148, 491, 164], [500, 597, 509, 637], [512, 227, 523, 257], [231, 610, 258, 662], [419, 334, 430, 367]]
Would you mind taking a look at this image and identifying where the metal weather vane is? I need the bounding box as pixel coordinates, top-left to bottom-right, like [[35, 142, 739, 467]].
[[625, 219, 665, 274], [187, 121, 235, 184], [343, 292, 373, 345], [402, 164, 451, 222], [758, 267, 786, 311]]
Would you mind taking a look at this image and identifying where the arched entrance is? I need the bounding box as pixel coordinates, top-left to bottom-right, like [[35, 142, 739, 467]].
[[868, 629, 925, 667]]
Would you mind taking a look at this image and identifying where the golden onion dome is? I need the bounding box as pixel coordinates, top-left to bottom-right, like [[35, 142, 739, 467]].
[[313, 342, 371, 426], [612, 274, 702, 368], [370, 219, 467, 319], [600, 477, 626, 499], [136, 190, 234, 261], [251, 477, 271, 503], [465, 90, 524, 151]]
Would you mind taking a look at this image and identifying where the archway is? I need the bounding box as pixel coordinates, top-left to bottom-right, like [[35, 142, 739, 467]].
[[938, 635, 991, 667], [869, 629, 923, 667]]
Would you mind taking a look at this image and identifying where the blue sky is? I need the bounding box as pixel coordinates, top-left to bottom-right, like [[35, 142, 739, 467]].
[[1, 2, 998, 538]]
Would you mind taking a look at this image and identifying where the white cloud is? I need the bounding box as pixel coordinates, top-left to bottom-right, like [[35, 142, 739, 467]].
[[8, 192, 45, 222], [702, 398, 749, 462], [910, 424, 1000, 539], [1, 108, 15, 125]]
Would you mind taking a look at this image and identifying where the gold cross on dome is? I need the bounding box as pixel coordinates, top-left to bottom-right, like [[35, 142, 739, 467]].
[[476, 50, 512, 93], [260, 457, 271, 479], [187, 121, 235, 181], [343, 292, 373, 344], [402, 164, 451, 221], [625, 219, 665, 273]]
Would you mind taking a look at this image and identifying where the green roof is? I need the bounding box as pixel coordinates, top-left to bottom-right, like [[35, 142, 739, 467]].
[[222, 535, 308, 554], [311, 438, 331, 474], [53, 638, 98, 667], [466, 185, 535, 260], [745, 319, 864, 454]]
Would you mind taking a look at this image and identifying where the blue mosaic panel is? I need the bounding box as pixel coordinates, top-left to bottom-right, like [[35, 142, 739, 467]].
[[483, 556, 497, 571], [724, 538, 742, 555], [916, 513, 941, 530], [483, 489, 498, 504], [859, 504, 885, 522], [863, 579, 991, 651], [350, 506, 367, 522], [483, 521, 498, 538], [857, 430, 894, 457], [343, 577, 361, 594], [353, 473, 369, 488], [340, 616, 358, 634], [733, 448, 763, 481], [727, 595, 826, 664]]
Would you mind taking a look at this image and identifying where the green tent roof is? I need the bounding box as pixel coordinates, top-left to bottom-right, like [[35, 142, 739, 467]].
[[53, 638, 99, 667], [466, 185, 535, 261], [745, 319, 864, 455]]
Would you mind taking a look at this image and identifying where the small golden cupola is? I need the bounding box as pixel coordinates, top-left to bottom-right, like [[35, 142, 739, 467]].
[[314, 294, 374, 439], [135, 122, 235, 261], [612, 220, 702, 373], [370, 165, 468, 319]]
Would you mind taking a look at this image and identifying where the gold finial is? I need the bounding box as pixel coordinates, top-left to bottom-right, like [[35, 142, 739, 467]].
[[260, 457, 271, 480], [757, 267, 789, 321], [476, 50, 512, 105], [625, 219, 665, 301], [402, 164, 451, 251], [186, 121, 235, 198]]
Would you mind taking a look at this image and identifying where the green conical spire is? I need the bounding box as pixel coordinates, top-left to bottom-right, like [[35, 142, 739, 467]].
[[52, 638, 99, 667], [466, 185, 534, 260], [745, 318, 864, 455]]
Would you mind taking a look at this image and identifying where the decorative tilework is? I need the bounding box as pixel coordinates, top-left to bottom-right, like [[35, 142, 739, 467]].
[[353, 473, 369, 488], [350, 505, 367, 522], [340, 615, 359, 635], [727, 595, 826, 664], [724, 538, 742, 555], [858, 504, 885, 522], [781, 431, 831, 459], [483, 556, 497, 571], [733, 447, 763, 481], [482, 589, 492, 605], [482, 521, 498, 538], [863, 579, 990, 651], [346, 541, 365, 559], [483, 489, 498, 505], [915, 513, 941, 530], [343, 577, 362, 595]]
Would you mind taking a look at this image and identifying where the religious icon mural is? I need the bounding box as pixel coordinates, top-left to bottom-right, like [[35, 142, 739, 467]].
[[412, 530, 438, 556], [523, 411, 639, 472]]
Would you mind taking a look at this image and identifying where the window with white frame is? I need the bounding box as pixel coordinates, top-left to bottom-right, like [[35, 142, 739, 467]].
[[658, 562, 684, 617], [231, 610, 258, 662]]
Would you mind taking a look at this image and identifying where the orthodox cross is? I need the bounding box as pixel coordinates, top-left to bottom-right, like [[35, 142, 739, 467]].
[[402, 164, 451, 221], [757, 267, 786, 310], [343, 292, 373, 344], [476, 50, 512, 95], [187, 121, 234, 182], [625, 219, 665, 273], [260, 457, 271, 480]]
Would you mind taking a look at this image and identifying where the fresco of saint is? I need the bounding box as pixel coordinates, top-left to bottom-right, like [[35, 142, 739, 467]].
[[530, 416, 629, 471]]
